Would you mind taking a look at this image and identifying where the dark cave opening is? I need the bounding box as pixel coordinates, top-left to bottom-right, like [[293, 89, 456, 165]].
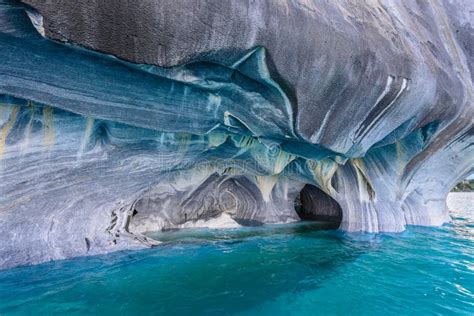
[[295, 184, 342, 229]]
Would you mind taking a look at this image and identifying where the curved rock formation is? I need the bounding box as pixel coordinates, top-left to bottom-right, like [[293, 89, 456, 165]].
[[0, 0, 472, 268], [297, 185, 343, 223]]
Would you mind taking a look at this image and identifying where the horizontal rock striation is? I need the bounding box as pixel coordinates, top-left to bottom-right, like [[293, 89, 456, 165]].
[[0, 0, 472, 268]]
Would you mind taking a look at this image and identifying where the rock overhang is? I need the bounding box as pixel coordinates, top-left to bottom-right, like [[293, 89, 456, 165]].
[[0, 0, 472, 269]]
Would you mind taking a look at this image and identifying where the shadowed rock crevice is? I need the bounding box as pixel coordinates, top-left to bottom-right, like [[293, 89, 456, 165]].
[[296, 185, 342, 228], [126, 173, 303, 235]]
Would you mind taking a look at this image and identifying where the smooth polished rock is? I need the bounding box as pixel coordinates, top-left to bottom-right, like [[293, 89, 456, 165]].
[[0, 0, 472, 269]]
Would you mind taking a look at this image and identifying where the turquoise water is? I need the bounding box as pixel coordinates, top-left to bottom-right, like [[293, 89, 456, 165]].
[[0, 209, 473, 315]]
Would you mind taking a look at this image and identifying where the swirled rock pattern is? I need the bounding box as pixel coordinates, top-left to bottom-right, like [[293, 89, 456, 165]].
[[0, 0, 472, 268]]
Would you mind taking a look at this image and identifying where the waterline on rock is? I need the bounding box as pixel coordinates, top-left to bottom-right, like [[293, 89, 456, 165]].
[[0, 195, 472, 315]]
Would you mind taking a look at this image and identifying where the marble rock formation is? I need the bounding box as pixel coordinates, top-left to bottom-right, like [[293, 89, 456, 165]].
[[0, 0, 472, 269]]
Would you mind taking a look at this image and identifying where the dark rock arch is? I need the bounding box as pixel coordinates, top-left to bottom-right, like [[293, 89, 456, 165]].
[[296, 184, 342, 228]]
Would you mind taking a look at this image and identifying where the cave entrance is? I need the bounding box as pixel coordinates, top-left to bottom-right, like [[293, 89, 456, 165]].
[[295, 184, 342, 229]]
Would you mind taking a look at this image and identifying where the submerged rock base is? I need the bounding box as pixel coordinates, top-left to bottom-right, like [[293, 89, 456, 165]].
[[0, 0, 472, 269]]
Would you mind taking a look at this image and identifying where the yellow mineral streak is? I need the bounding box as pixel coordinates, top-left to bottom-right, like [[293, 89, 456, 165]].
[[352, 159, 375, 201], [273, 150, 296, 174], [334, 155, 347, 165], [233, 135, 258, 148], [222, 167, 242, 175], [231, 135, 260, 157], [21, 102, 35, 151], [307, 158, 338, 194], [256, 174, 279, 202], [42, 106, 55, 148], [208, 133, 228, 148], [0, 105, 19, 156], [223, 111, 232, 126], [78, 117, 94, 157]]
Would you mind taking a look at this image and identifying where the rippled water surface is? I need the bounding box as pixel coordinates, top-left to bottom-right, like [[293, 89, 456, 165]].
[[0, 193, 473, 315]]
